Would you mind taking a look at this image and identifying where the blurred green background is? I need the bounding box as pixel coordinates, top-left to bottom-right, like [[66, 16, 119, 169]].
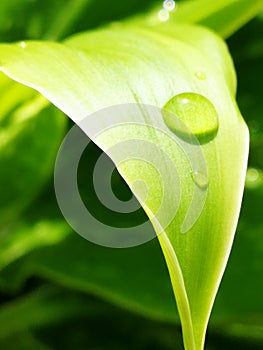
[[0, 0, 263, 349]]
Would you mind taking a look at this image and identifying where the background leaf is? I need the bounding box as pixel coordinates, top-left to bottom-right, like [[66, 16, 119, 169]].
[[0, 0, 154, 41], [142, 0, 263, 39], [0, 177, 262, 345], [0, 74, 66, 225]]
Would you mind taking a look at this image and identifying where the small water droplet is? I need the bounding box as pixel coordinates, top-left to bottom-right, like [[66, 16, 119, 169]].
[[195, 71, 206, 80], [19, 41, 27, 48], [245, 167, 263, 189], [246, 168, 259, 183], [158, 9, 170, 21], [162, 92, 219, 143], [191, 171, 209, 189], [163, 0, 177, 11]]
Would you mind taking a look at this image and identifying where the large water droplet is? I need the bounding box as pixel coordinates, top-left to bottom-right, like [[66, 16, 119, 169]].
[[162, 92, 219, 143], [191, 171, 209, 189]]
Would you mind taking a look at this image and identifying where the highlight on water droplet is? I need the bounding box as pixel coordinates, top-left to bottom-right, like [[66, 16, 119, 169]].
[[195, 70, 206, 80], [191, 171, 209, 189], [19, 41, 27, 48], [162, 92, 219, 143], [158, 9, 170, 22], [163, 0, 177, 12]]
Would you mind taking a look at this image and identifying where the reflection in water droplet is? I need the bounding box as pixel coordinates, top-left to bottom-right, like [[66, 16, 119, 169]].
[[162, 92, 219, 143], [158, 9, 170, 21], [20, 41, 27, 48], [191, 171, 209, 189], [195, 71, 206, 80], [163, 0, 177, 11]]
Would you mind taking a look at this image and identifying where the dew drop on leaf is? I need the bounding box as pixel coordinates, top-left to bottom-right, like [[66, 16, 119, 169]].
[[162, 92, 219, 143], [191, 170, 209, 189], [195, 70, 206, 80]]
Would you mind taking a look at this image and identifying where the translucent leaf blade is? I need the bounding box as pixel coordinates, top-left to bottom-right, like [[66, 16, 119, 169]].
[[0, 24, 249, 350]]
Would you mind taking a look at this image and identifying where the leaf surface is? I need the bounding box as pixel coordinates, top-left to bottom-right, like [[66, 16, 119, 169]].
[[0, 24, 249, 349], [143, 0, 263, 38]]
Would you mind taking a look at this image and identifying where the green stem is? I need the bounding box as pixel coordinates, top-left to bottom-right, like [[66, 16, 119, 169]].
[[158, 232, 196, 350]]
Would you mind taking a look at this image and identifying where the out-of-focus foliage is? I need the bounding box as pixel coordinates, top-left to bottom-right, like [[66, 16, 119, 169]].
[[143, 0, 263, 38], [0, 1, 263, 349], [0, 74, 66, 226], [0, 0, 154, 41]]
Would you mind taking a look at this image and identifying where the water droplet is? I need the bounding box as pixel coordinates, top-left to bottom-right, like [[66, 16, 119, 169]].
[[162, 92, 219, 143], [245, 167, 263, 189], [158, 9, 170, 21], [195, 71, 206, 80], [19, 41, 27, 48], [163, 0, 177, 11], [246, 168, 259, 183], [191, 171, 209, 189]]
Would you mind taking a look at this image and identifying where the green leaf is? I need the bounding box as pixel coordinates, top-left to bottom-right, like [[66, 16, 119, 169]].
[[199, 0, 263, 38], [0, 153, 177, 324], [0, 284, 183, 350], [0, 234, 178, 323], [0, 73, 66, 226], [0, 0, 155, 41], [0, 23, 249, 350], [211, 179, 263, 340], [0, 331, 54, 350], [0, 180, 263, 344], [143, 0, 263, 38], [0, 0, 92, 41], [0, 286, 91, 340], [0, 218, 69, 271], [227, 17, 263, 170]]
